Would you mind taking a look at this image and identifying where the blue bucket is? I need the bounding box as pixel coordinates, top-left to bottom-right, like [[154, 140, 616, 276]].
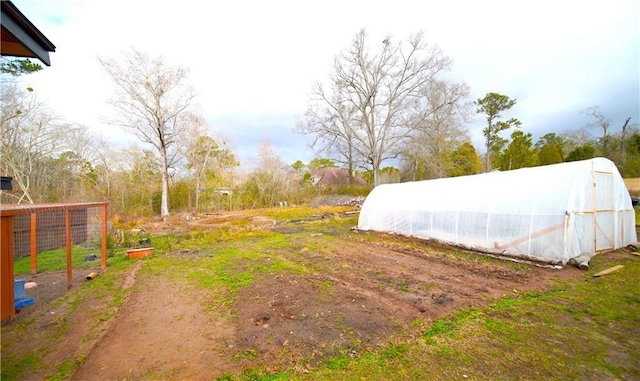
[[15, 298, 34, 309], [14, 279, 26, 300]]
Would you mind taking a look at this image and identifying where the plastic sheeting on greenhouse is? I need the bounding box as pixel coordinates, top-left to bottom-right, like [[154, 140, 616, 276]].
[[357, 158, 638, 267]]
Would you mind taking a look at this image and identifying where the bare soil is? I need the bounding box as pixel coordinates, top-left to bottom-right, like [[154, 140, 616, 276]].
[[3, 211, 590, 380]]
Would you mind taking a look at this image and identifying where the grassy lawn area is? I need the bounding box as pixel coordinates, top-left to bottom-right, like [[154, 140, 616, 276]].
[[13, 247, 104, 275]]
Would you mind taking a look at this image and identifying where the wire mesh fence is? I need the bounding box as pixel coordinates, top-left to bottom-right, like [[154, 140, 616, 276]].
[[1, 203, 108, 273], [1, 202, 108, 320]]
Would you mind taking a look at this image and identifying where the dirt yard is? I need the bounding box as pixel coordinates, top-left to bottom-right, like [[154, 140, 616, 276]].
[[2, 210, 594, 380]]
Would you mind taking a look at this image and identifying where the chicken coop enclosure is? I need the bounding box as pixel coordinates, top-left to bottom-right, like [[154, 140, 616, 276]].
[[1, 202, 108, 321]]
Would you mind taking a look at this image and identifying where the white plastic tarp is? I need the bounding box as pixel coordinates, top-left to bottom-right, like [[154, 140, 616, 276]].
[[357, 158, 638, 266]]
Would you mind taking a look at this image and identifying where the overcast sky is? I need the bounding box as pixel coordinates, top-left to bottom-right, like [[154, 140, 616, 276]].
[[13, 0, 640, 167]]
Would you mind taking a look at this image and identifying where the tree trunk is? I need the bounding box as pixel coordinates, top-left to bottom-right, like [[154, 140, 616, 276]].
[[485, 127, 491, 172], [620, 117, 631, 167], [347, 142, 355, 186], [194, 175, 201, 213], [372, 156, 381, 187], [160, 147, 170, 218]]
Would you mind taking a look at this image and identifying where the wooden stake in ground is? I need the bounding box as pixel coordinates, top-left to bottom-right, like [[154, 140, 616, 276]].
[[593, 265, 624, 277]]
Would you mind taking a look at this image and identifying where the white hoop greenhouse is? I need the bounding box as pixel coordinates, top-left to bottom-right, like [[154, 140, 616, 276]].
[[358, 158, 638, 267]]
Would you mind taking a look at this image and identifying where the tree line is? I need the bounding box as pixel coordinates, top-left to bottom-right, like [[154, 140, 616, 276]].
[[0, 53, 363, 217], [2, 29, 638, 218]]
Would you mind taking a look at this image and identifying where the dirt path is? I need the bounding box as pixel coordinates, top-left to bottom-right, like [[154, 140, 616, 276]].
[[71, 268, 235, 381]]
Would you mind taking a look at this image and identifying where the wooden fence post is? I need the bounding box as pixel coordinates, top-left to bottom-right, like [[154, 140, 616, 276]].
[[65, 209, 72, 288], [101, 204, 107, 271], [1, 215, 16, 320], [30, 213, 37, 275]]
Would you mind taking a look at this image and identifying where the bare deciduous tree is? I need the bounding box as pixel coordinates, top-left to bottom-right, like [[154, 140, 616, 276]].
[[0, 82, 59, 203], [298, 87, 361, 184], [53, 124, 109, 201], [243, 139, 288, 208], [299, 29, 451, 186], [402, 80, 472, 180], [98, 49, 196, 217], [585, 106, 613, 159], [184, 127, 237, 212]]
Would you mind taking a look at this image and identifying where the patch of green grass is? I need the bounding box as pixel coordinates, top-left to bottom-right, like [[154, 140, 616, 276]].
[[318, 280, 336, 295], [144, 241, 301, 307], [484, 317, 517, 336], [47, 356, 85, 381], [184, 227, 271, 249], [0, 351, 43, 381], [447, 249, 532, 272], [241, 350, 259, 360], [254, 233, 291, 250], [13, 246, 103, 274], [489, 295, 521, 311], [380, 343, 409, 359], [327, 356, 349, 369], [148, 234, 182, 251], [141, 225, 315, 307], [423, 320, 458, 342], [216, 373, 234, 381], [396, 279, 410, 292], [226, 369, 290, 381], [487, 287, 555, 314], [260, 207, 358, 237], [183, 257, 254, 297]]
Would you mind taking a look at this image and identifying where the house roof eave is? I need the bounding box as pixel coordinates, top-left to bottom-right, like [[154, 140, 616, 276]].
[[1, 1, 56, 66]]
